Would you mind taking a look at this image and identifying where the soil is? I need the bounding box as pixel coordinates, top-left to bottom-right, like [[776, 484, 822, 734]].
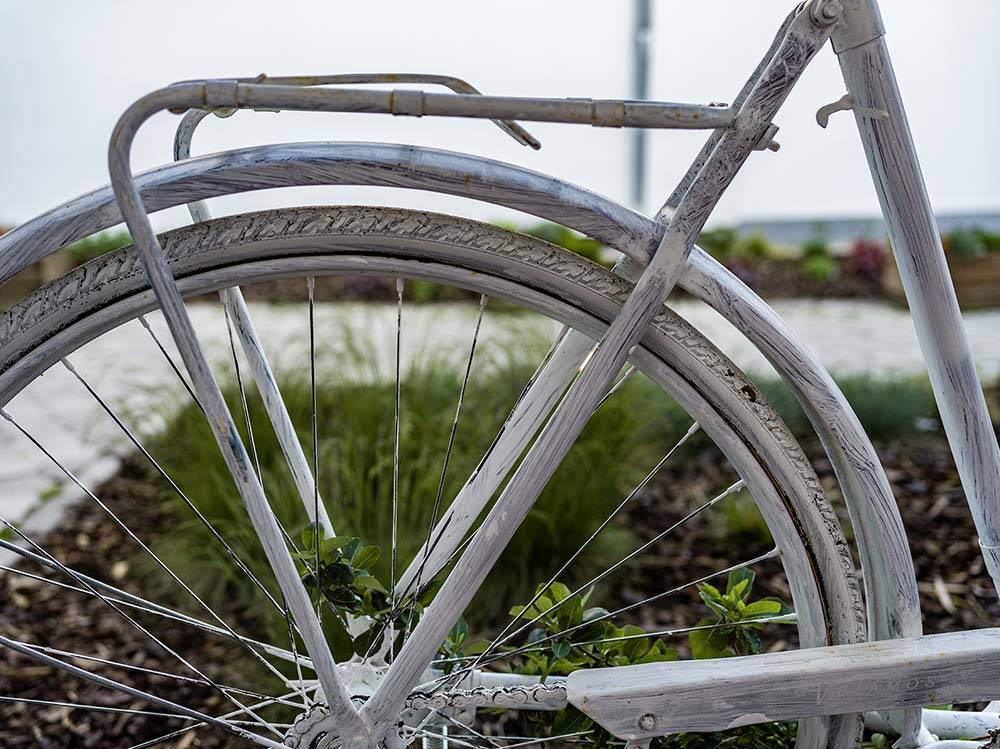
[[718, 258, 883, 301], [1, 434, 996, 747], [227, 259, 884, 306]]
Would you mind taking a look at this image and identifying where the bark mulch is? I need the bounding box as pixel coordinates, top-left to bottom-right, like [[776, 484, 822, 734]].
[[1, 435, 996, 746]]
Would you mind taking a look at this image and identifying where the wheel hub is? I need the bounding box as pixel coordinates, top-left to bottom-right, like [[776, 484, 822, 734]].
[[284, 704, 340, 749]]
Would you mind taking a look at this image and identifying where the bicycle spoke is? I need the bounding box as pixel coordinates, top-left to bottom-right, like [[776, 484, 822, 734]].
[[0, 694, 292, 729], [308, 276, 323, 621], [571, 612, 798, 647], [0, 555, 283, 741], [223, 297, 264, 484], [433, 614, 798, 669], [17, 642, 284, 702], [59, 357, 290, 623], [0, 695, 202, 722], [431, 709, 503, 748], [0, 557, 307, 669], [406, 294, 488, 633], [123, 683, 321, 749], [218, 302, 310, 697], [376, 337, 638, 658], [472, 422, 703, 671], [390, 278, 404, 661], [427, 547, 778, 688], [486, 477, 744, 658], [393, 329, 591, 605], [0, 408, 297, 695], [594, 363, 636, 410], [137, 315, 202, 411], [1, 633, 303, 748]]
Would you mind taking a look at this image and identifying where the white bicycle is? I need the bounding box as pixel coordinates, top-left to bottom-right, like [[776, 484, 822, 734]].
[[1, 1, 999, 747]]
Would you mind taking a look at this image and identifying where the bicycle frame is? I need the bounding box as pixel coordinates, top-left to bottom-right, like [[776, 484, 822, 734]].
[[0, 0, 997, 746]]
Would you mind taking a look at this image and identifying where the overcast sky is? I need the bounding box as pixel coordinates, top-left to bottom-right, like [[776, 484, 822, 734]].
[[2, 1, 998, 233]]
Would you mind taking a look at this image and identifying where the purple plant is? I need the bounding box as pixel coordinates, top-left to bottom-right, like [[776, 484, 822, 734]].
[[844, 238, 887, 281]]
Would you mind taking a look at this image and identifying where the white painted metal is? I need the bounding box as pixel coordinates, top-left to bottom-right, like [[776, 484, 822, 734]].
[[0, 141, 920, 655], [107, 87, 369, 746], [837, 3, 1000, 595], [174, 113, 335, 538], [681, 249, 921, 644], [567, 629, 1000, 738], [866, 708, 1000, 742], [394, 331, 592, 596], [223, 288, 336, 536], [0, 206, 865, 746]]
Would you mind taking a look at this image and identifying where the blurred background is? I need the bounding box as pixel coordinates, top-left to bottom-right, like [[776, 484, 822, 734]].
[[2, 0, 999, 226]]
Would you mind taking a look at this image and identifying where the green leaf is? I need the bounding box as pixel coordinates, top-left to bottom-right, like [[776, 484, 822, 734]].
[[449, 617, 469, 644], [729, 578, 750, 600], [742, 599, 782, 618], [688, 618, 732, 660], [353, 573, 387, 594], [552, 640, 572, 659], [353, 545, 381, 570], [300, 523, 320, 550], [698, 589, 730, 619], [619, 625, 651, 661], [462, 640, 489, 655], [699, 583, 722, 600], [547, 582, 572, 602], [342, 537, 363, 561], [353, 627, 384, 658], [551, 706, 594, 736], [739, 629, 763, 656], [727, 568, 755, 600], [320, 536, 354, 559], [547, 657, 580, 675], [327, 618, 355, 662], [417, 578, 442, 606]]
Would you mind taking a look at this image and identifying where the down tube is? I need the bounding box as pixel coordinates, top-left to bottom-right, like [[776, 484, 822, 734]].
[[838, 34, 1000, 591]]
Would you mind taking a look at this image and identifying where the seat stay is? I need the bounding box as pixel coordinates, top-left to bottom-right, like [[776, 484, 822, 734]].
[[361, 2, 842, 737]]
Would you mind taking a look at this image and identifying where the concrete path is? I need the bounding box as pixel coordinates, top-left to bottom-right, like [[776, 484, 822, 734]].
[[2, 298, 999, 541]]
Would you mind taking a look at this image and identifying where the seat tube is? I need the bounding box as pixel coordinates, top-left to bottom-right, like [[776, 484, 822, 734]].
[[835, 1, 1000, 593]]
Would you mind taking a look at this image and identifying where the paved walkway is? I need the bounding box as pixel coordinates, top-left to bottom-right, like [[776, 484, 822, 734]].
[[2, 299, 999, 541]]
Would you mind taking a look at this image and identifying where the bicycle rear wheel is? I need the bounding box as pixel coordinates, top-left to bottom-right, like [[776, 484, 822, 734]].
[[0, 207, 864, 748]]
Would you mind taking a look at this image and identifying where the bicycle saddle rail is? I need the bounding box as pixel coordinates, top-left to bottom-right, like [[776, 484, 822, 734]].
[[175, 72, 541, 149]]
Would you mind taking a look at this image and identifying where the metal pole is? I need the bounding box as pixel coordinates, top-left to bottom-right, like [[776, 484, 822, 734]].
[[631, 0, 651, 208]]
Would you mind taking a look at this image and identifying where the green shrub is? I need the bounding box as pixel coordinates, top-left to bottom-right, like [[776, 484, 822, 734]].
[[800, 254, 839, 282], [707, 488, 773, 549], [697, 227, 739, 259], [755, 374, 938, 442], [945, 228, 987, 258], [65, 230, 131, 265], [733, 233, 774, 262], [499, 221, 608, 265], [800, 233, 831, 261], [972, 227, 1000, 252], [139, 330, 658, 639], [492, 573, 796, 749]]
